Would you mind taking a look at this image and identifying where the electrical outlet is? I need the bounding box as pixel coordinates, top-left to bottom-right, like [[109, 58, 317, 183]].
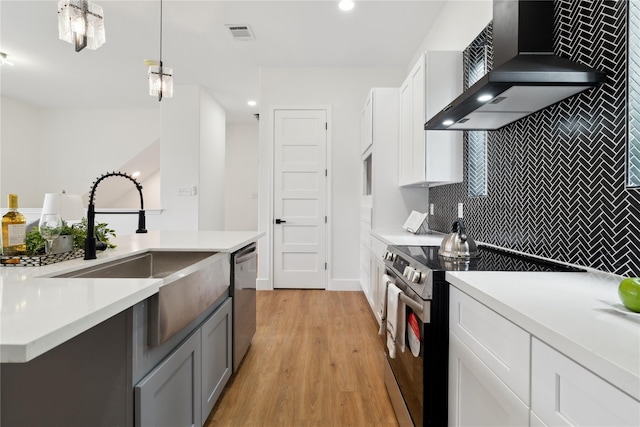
[[458, 203, 464, 219], [429, 203, 434, 215]]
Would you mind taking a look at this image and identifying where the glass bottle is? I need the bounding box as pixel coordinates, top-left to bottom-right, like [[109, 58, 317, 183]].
[[2, 194, 27, 257]]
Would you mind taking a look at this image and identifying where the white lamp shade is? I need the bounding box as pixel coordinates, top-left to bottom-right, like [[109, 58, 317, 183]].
[[58, 0, 106, 50], [148, 65, 173, 98], [42, 192, 85, 221]]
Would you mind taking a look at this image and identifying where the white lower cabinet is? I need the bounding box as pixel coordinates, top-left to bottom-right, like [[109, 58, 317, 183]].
[[449, 286, 640, 427], [135, 298, 232, 427], [449, 332, 530, 427], [531, 338, 640, 427], [449, 287, 530, 427]]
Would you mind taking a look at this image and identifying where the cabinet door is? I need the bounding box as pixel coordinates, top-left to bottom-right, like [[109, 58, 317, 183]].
[[398, 57, 424, 186], [399, 52, 463, 187], [135, 330, 202, 427], [424, 51, 463, 185], [201, 298, 232, 423], [449, 332, 530, 427], [361, 91, 373, 154], [531, 338, 640, 426], [372, 257, 387, 326], [450, 286, 530, 403]]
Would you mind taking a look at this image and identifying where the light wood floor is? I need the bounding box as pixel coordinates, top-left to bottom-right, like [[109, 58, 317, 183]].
[[206, 290, 399, 427]]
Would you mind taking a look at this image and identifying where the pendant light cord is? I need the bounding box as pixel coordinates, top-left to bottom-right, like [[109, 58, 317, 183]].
[[158, 0, 164, 101], [159, 0, 163, 66]]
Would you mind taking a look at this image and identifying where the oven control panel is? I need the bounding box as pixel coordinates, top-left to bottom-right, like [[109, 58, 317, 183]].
[[383, 247, 434, 299], [403, 266, 422, 283]]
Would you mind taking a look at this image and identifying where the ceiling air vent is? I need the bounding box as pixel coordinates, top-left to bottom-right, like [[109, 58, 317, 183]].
[[226, 25, 255, 41]]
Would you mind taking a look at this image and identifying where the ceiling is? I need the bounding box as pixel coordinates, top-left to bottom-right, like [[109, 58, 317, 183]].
[[0, 0, 448, 123]]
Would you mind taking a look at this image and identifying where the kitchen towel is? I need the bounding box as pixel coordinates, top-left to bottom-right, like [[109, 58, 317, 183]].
[[386, 283, 406, 358], [378, 274, 395, 336]]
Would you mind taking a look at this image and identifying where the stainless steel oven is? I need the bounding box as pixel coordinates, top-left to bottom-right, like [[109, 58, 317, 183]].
[[383, 247, 449, 427], [382, 244, 584, 427]]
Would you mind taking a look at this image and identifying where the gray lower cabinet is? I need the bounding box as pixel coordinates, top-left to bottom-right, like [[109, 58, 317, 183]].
[[201, 297, 232, 422], [135, 297, 232, 427]]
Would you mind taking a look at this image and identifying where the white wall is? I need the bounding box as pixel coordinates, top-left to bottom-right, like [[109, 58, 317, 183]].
[[199, 90, 226, 230], [159, 85, 226, 232], [408, 0, 492, 72], [257, 67, 405, 291], [0, 97, 160, 209], [1, 97, 41, 208], [225, 122, 259, 231]]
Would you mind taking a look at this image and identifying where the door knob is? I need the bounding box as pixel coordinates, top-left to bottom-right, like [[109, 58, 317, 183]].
[[274, 218, 287, 224]]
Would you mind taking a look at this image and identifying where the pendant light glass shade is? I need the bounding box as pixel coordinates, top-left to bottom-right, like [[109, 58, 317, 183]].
[[149, 0, 173, 101], [58, 0, 105, 52], [148, 64, 173, 100]]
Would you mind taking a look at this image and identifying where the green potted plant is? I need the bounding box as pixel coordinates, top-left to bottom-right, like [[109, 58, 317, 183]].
[[26, 218, 116, 256]]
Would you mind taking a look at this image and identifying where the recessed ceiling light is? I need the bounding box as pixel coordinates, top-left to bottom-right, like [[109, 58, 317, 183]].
[[443, 119, 455, 126], [339, 1, 354, 12], [477, 94, 494, 102], [132, 171, 141, 178], [247, 100, 257, 107]]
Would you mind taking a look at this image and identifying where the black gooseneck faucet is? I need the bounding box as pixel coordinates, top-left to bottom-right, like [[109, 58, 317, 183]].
[[84, 171, 148, 260]]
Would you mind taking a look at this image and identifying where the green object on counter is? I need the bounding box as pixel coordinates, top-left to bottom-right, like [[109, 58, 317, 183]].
[[25, 218, 116, 256], [618, 277, 640, 312]]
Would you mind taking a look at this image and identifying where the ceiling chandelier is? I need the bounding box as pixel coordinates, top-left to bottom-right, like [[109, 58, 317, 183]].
[[57, 0, 105, 52], [148, 0, 173, 101]]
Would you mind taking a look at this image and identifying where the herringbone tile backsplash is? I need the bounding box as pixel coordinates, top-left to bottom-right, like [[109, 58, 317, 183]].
[[429, 0, 640, 276]]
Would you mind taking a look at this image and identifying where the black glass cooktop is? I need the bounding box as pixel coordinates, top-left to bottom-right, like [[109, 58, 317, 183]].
[[395, 245, 585, 272]]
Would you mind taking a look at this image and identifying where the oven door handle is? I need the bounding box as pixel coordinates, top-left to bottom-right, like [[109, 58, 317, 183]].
[[399, 293, 423, 313]]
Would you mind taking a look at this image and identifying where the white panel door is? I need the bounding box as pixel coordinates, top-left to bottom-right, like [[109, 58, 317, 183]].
[[273, 109, 327, 289]]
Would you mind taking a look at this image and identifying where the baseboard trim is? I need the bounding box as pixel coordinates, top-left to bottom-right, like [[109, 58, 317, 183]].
[[328, 279, 361, 291], [256, 277, 272, 291]]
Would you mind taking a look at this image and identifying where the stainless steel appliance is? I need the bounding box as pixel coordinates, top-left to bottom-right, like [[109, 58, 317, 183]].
[[424, 0, 606, 131], [230, 243, 257, 372], [382, 244, 583, 427]]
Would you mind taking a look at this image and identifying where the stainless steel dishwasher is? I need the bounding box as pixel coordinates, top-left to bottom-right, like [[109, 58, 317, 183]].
[[230, 243, 257, 372]]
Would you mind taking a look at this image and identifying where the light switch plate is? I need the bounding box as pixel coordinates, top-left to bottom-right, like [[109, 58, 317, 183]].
[[178, 186, 197, 196]]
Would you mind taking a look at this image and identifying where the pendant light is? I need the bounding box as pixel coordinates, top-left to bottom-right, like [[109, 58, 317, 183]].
[[148, 0, 173, 101], [57, 0, 105, 52]]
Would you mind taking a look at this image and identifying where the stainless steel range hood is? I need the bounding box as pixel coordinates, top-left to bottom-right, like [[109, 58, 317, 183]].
[[424, 0, 606, 131]]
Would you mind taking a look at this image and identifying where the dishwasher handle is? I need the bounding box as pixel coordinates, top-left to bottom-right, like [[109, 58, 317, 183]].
[[234, 243, 257, 264]]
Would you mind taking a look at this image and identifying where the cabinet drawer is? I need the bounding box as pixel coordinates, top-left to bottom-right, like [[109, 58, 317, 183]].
[[371, 236, 387, 259], [531, 338, 640, 426], [449, 287, 530, 403]]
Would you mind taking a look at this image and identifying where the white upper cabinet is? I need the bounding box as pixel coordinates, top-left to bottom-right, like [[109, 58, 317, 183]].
[[361, 91, 374, 155], [399, 51, 463, 187]]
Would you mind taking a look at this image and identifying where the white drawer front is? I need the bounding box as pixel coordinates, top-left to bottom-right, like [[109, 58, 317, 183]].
[[371, 236, 387, 259], [450, 287, 531, 403], [532, 338, 640, 427]]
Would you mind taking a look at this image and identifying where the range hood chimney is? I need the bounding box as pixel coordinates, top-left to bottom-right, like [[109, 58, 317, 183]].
[[424, 0, 606, 131]]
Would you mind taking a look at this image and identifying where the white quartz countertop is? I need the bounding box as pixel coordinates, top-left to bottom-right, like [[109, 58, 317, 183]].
[[0, 230, 264, 363], [447, 270, 640, 402], [372, 229, 446, 246]]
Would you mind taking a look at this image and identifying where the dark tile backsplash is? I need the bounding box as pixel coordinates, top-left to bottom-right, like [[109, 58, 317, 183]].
[[428, 0, 640, 276]]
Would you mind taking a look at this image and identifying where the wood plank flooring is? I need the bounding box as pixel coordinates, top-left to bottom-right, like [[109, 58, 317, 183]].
[[206, 290, 399, 427]]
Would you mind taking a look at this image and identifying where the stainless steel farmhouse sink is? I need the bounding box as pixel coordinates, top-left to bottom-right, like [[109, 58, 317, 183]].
[[52, 250, 230, 346]]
